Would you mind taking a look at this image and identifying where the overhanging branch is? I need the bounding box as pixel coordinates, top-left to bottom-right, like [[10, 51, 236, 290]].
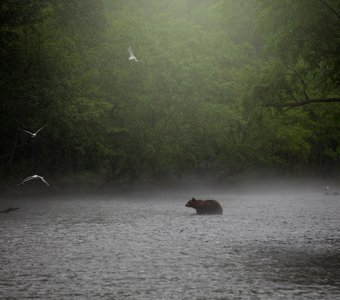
[[320, 0, 340, 21], [267, 97, 340, 109]]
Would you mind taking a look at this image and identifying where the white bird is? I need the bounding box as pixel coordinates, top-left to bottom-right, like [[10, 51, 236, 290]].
[[128, 46, 142, 62], [21, 124, 47, 138], [20, 175, 49, 186]]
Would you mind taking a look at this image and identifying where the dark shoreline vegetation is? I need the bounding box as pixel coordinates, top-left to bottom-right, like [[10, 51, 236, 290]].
[[1, 0, 339, 194]]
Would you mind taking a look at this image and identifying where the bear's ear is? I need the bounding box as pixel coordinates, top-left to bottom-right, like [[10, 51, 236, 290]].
[[191, 198, 196, 201]]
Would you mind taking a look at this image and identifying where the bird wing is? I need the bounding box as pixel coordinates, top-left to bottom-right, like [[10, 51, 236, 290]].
[[21, 129, 34, 136], [21, 176, 34, 184], [128, 46, 137, 58], [39, 177, 49, 186], [34, 124, 47, 135], [128, 46, 133, 56]]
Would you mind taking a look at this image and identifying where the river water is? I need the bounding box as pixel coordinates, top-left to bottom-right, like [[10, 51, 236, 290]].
[[0, 188, 340, 299]]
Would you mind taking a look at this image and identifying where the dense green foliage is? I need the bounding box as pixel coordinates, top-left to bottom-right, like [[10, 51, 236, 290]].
[[1, 0, 339, 187]]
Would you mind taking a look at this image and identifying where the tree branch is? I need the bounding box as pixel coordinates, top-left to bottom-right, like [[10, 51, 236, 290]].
[[319, 0, 340, 21], [287, 67, 310, 101], [267, 97, 340, 109]]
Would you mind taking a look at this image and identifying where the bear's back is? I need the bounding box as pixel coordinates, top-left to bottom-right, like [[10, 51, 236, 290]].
[[196, 199, 223, 215]]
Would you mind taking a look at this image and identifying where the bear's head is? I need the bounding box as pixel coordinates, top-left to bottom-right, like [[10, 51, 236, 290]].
[[185, 198, 197, 208]]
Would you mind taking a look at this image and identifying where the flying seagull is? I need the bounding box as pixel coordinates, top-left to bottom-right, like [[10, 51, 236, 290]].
[[20, 175, 49, 186], [128, 46, 142, 62], [21, 124, 47, 138]]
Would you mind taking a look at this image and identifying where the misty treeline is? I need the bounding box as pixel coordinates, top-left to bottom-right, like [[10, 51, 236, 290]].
[[1, 0, 339, 188]]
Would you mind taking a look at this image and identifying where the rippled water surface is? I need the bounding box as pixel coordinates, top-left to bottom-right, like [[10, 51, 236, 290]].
[[1, 190, 340, 299]]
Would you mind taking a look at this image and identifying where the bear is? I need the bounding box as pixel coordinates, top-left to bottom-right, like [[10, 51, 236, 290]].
[[185, 198, 223, 215]]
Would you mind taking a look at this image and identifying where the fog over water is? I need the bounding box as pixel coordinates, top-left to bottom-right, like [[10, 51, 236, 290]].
[[1, 180, 340, 299], [1, 1, 339, 298]]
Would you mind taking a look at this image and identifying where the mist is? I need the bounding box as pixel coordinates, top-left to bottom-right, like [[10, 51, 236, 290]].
[[1, 0, 340, 298], [1, 0, 339, 191]]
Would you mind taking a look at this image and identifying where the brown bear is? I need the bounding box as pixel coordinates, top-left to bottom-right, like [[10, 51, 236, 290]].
[[185, 198, 223, 215]]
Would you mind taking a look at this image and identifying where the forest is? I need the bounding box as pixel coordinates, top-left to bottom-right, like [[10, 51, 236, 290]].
[[1, 0, 339, 191]]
